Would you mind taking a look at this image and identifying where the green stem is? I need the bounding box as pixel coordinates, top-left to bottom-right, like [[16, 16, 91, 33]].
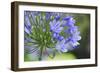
[[39, 47, 44, 61]]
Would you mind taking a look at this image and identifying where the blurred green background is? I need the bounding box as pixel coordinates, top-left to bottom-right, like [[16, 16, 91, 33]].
[[24, 12, 90, 61]]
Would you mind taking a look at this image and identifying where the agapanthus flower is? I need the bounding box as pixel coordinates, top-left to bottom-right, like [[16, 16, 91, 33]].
[[24, 11, 81, 61], [50, 19, 63, 33], [63, 16, 75, 27], [52, 33, 64, 41], [49, 16, 81, 53]]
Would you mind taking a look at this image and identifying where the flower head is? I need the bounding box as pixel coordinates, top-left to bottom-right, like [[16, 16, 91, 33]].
[[54, 16, 81, 52], [24, 11, 82, 61]]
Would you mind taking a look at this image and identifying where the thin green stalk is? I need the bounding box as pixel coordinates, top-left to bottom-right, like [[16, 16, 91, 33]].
[[39, 46, 44, 60]]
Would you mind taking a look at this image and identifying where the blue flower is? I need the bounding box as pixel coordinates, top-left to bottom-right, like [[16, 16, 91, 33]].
[[45, 12, 52, 20], [56, 39, 68, 52], [70, 32, 81, 47], [67, 26, 78, 34], [50, 19, 63, 33], [24, 12, 32, 34], [56, 37, 80, 52], [24, 25, 30, 34], [49, 18, 64, 41], [52, 33, 64, 41], [55, 16, 81, 52], [55, 16, 60, 21], [24, 11, 82, 60], [63, 16, 75, 27]]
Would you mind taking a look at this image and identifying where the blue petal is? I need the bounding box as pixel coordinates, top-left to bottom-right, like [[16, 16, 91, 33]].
[[55, 16, 60, 21], [24, 26, 30, 34], [63, 16, 75, 27], [63, 16, 72, 20]]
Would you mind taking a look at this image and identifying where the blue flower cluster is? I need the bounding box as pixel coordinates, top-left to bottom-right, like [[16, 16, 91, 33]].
[[50, 16, 81, 52], [24, 11, 81, 60]]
